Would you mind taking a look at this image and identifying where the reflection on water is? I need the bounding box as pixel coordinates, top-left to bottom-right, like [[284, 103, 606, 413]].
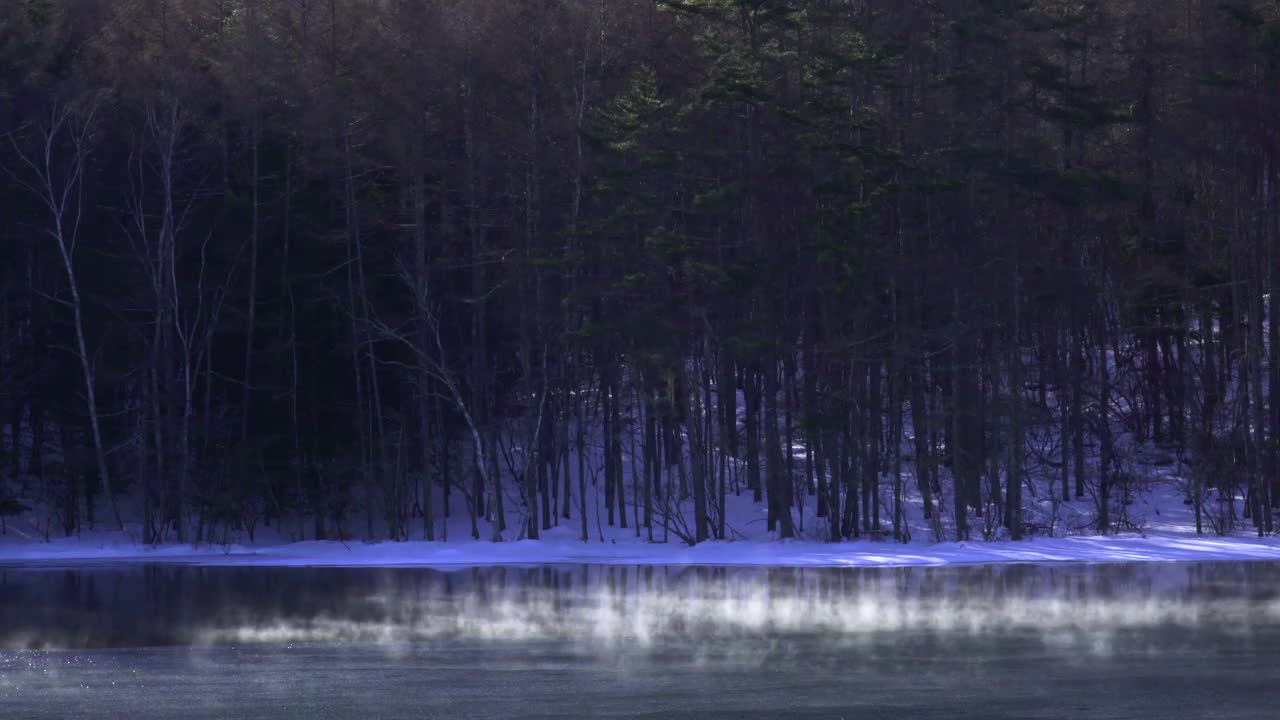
[[2, 562, 1280, 719], [2, 562, 1279, 654]]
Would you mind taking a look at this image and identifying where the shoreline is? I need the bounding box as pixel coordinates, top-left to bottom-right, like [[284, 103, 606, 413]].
[[3, 532, 1280, 569]]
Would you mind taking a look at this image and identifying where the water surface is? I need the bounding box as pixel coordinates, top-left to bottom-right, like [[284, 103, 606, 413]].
[[2, 561, 1278, 718]]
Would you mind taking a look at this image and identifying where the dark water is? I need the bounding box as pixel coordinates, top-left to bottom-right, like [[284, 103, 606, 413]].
[[2, 561, 1279, 719]]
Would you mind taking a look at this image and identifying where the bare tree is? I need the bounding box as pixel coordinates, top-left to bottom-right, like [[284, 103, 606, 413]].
[[8, 100, 122, 530]]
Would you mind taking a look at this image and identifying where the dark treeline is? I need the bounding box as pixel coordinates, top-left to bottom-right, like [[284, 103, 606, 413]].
[[1, 0, 1278, 545]]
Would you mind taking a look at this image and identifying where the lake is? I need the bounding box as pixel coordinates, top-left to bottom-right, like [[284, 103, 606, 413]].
[[1, 561, 1278, 718]]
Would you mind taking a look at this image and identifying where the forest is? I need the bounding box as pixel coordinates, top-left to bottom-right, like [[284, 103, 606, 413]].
[[1, 0, 1278, 547]]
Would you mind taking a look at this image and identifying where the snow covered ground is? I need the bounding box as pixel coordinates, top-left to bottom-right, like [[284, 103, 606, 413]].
[[4, 413, 1279, 569], [5, 532, 1280, 568], [3, 508, 1279, 568]]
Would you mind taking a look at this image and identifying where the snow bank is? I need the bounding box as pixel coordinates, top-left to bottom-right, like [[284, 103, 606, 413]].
[[3, 527, 1279, 568]]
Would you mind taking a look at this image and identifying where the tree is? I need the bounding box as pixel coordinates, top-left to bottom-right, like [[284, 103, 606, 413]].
[[8, 100, 122, 531]]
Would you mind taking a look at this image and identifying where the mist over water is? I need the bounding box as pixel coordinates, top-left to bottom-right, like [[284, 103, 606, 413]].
[[3, 561, 1280, 718], [3, 562, 1279, 652]]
